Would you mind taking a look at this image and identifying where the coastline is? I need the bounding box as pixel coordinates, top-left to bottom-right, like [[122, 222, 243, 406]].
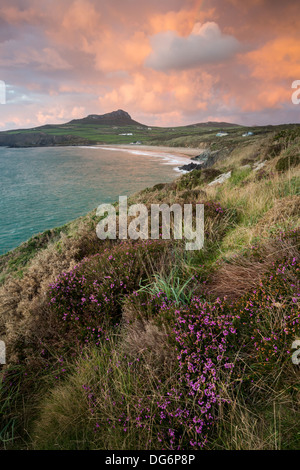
[[98, 144, 204, 158], [96, 144, 205, 172], [0, 145, 198, 256]]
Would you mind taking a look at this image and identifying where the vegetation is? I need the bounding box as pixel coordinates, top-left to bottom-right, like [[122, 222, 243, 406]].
[[0, 125, 300, 450], [1, 109, 298, 149]]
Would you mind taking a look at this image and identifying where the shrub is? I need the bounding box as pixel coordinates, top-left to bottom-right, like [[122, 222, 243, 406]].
[[276, 154, 300, 172], [36, 297, 239, 450], [229, 167, 252, 187], [210, 228, 300, 299], [48, 240, 168, 349], [180, 189, 206, 201], [4, 232, 300, 450], [176, 169, 221, 191], [233, 255, 300, 378], [265, 142, 283, 159], [153, 183, 166, 191]]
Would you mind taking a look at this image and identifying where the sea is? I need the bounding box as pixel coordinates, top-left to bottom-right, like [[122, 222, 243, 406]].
[[0, 145, 190, 255]]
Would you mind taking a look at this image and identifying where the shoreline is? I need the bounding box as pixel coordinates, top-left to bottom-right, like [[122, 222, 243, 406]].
[[0, 145, 201, 256], [95, 144, 205, 173], [98, 144, 204, 159]]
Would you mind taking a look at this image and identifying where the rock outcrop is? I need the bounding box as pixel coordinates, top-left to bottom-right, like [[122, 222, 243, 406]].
[[178, 162, 203, 172], [0, 132, 92, 148]]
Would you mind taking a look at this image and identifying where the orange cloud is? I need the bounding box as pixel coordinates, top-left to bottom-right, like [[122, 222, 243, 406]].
[[91, 32, 152, 72], [148, 2, 204, 36], [225, 35, 300, 112], [0, 0, 299, 129], [246, 37, 300, 80], [0, 5, 42, 24], [98, 68, 217, 118]]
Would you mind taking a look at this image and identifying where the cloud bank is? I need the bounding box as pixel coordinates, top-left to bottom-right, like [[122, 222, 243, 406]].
[[0, 0, 299, 129], [146, 22, 240, 70]]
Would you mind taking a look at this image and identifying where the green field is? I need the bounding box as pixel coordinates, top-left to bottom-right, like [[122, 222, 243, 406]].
[[1, 116, 295, 148]]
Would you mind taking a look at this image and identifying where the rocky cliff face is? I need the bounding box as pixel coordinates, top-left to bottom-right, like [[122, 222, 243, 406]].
[[0, 109, 146, 147], [0, 132, 92, 148]]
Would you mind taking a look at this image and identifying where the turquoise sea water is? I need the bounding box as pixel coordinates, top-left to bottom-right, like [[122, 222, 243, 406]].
[[0, 146, 188, 255]]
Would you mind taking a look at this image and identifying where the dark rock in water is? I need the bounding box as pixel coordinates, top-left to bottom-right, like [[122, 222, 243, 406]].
[[178, 162, 203, 172], [191, 149, 230, 169], [178, 151, 228, 172], [191, 150, 211, 162]]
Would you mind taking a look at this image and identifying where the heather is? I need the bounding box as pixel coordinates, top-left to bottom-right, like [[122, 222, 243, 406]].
[[31, 245, 300, 450], [48, 240, 168, 348], [0, 131, 300, 450]]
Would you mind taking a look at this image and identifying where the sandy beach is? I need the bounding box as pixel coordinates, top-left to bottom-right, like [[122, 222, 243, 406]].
[[98, 144, 204, 159], [96, 144, 206, 171], [95, 144, 203, 172]]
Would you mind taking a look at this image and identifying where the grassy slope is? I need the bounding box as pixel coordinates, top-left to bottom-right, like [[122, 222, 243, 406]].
[[0, 123, 297, 284], [1, 119, 294, 147], [0, 125, 299, 450]]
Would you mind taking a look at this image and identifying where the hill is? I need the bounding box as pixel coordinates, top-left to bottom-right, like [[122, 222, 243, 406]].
[[0, 109, 243, 148], [66, 109, 145, 127], [186, 120, 241, 128]]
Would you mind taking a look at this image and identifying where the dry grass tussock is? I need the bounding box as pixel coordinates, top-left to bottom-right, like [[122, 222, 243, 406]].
[[209, 235, 299, 299], [0, 218, 108, 363], [254, 195, 300, 237], [33, 336, 179, 450], [121, 316, 176, 371], [212, 380, 300, 450], [214, 139, 264, 170], [0, 236, 77, 362]]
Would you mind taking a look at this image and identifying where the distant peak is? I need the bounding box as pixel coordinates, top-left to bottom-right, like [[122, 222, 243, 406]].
[[68, 109, 144, 127], [86, 110, 131, 120], [115, 109, 131, 117]]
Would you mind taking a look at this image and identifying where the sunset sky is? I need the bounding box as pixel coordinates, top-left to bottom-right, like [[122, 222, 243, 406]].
[[0, 0, 299, 130]]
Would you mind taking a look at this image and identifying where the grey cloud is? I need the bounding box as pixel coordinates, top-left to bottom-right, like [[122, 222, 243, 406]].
[[146, 22, 240, 71]]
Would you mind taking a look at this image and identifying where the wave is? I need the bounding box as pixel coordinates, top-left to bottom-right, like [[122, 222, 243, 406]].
[[79, 145, 190, 172]]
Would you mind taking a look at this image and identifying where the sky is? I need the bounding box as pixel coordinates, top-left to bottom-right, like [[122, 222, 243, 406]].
[[0, 0, 299, 130]]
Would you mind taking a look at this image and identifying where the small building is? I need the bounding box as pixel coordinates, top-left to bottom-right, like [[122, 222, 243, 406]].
[[242, 132, 254, 137], [216, 132, 228, 137]]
